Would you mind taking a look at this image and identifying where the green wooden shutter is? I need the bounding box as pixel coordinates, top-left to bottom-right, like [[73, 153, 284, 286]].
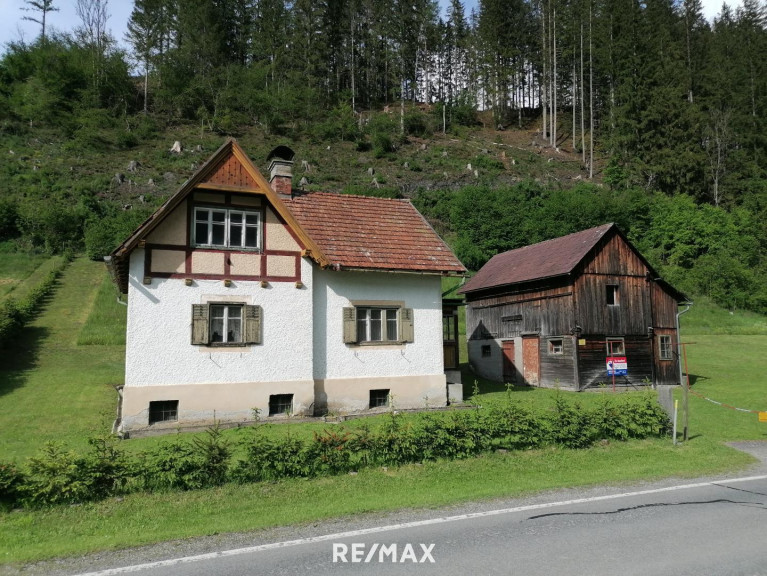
[[342, 307, 357, 343], [244, 305, 262, 345], [399, 308, 414, 343], [191, 304, 209, 345]]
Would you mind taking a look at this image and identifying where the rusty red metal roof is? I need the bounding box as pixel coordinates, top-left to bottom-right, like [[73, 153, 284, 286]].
[[285, 192, 466, 274], [458, 223, 615, 294]]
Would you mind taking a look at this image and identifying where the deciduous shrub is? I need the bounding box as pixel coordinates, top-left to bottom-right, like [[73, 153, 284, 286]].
[[3, 393, 670, 509]]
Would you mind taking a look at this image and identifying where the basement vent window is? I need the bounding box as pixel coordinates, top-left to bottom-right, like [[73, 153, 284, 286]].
[[148, 400, 178, 425], [369, 389, 390, 409], [269, 394, 293, 416], [481, 345, 492, 358]]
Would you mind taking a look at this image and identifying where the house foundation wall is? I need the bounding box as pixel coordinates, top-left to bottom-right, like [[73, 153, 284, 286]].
[[119, 379, 315, 434], [314, 374, 447, 415]]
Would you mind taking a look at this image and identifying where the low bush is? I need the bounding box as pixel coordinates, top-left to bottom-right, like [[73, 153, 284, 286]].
[[0, 392, 670, 509]]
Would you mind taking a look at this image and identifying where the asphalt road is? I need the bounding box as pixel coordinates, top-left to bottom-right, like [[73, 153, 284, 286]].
[[68, 473, 767, 576]]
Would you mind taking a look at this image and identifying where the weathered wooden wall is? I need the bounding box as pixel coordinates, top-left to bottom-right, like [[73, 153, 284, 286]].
[[465, 282, 574, 341], [577, 335, 653, 388], [539, 336, 576, 388], [653, 328, 679, 385]]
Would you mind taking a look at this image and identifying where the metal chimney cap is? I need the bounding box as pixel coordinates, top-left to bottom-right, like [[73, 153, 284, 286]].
[[266, 145, 295, 163]]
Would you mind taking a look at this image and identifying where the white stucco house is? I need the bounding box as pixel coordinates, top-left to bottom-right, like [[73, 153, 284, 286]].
[[106, 140, 466, 435]]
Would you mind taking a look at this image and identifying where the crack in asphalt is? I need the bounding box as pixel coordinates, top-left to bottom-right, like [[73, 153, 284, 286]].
[[526, 498, 765, 520]]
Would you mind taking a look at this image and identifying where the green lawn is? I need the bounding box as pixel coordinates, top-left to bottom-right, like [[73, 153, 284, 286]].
[[0, 253, 51, 301], [0, 258, 123, 459], [0, 261, 765, 564]]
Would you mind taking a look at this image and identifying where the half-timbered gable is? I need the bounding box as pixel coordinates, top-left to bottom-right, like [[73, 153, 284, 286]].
[[459, 224, 686, 390]]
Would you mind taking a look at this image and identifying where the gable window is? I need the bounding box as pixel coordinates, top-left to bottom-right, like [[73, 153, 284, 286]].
[[658, 335, 673, 360], [606, 338, 625, 356], [149, 400, 178, 424], [193, 207, 261, 249], [191, 303, 262, 346], [342, 306, 414, 344], [548, 338, 564, 355], [606, 284, 619, 306]]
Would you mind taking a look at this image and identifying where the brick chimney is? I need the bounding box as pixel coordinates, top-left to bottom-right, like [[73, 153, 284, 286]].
[[267, 145, 295, 200]]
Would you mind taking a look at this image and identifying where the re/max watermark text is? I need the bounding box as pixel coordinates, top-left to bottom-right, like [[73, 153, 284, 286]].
[[332, 543, 436, 563]]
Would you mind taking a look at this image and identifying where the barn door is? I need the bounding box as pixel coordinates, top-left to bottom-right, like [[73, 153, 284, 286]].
[[522, 336, 540, 386], [502, 341, 517, 383]]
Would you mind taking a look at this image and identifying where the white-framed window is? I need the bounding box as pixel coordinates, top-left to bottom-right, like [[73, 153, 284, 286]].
[[210, 304, 242, 344], [548, 338, 564, 355], [191, 303, 262, 346], [342, 306, 414, 345], [606, 338, 625, 356], [658, 335, 673, 360], [193, 207, 261, 249], [357, 307, 399, 342]]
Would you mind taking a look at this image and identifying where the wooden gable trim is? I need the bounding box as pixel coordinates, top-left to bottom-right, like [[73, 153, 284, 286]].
[[110, 139, 331, 271]]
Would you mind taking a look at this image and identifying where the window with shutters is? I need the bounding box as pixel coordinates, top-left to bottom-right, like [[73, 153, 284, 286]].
[[342, 305, 414, 345], [191, 303, 262, 346], [192, 207, 261, 250]]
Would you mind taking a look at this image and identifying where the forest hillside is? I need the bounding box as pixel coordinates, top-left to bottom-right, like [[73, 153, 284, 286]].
[[0, 0, 765, 312]]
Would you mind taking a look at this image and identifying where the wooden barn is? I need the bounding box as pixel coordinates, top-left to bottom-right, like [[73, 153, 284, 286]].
[[457, 224, 687, 390]]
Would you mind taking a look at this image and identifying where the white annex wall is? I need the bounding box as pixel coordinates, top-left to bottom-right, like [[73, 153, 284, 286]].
[[125, 250, 314, 387], [312, 268, 447, 412], [313, 268, 444, 379]]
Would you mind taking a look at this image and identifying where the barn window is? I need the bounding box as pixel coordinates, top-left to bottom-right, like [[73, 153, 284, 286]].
[[149, 400, 178, 424], [659, 335, 673, 360], [369, 389, 390, 409], [606, 284, 619, 306], [191, 303, 262, 346], [193, 207, 261, 250], [548, 338, 564, 355], [481, 345, 492, 357], [607, 338, 625, 356], [269, 394, 293, 416], [342, 306, 414, 344]]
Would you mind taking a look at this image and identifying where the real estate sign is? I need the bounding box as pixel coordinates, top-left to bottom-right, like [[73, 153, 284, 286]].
[[606, 357, 628, 376]]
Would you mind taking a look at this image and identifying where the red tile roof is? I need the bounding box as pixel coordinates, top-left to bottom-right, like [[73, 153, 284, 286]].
[[458, 223, 615, 294], [285, 192, 466, 274]]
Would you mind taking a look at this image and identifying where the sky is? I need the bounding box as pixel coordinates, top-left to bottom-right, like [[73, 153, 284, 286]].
[[0, 0, 745, 55]]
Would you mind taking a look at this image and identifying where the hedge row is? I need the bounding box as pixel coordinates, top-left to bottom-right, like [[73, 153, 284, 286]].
[[0, 392, 670, 509], [0, 254, 72, 347]]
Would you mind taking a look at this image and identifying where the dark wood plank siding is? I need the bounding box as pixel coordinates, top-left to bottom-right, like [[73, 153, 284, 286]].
[[651, 282, 679, 329], [540, 336, 576, 388], [581, 233, 648, 276], [653, 328, 680, 385], [577, 335, 653, 389], [466, 287, 574, 340], [575, 275, 652, 335]]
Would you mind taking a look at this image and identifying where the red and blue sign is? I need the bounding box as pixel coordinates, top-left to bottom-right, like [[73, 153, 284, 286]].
[[606, 356, 627, 376]]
